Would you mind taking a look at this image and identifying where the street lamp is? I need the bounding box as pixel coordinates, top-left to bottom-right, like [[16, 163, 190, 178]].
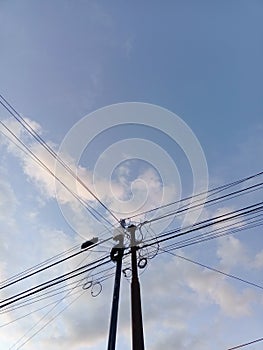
[[81, 237, 99, 249]]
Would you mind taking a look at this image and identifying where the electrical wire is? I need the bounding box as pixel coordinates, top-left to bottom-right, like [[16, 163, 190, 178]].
[[0, 256, 111, 309], [126, 171, 263, 221], [141, 202, 263, 248], [158, 214, 263, 252], [0, 267, 116, 319], [8, 260, 122, 349], [3, 94, 262, 233], [0, 242, 80, 287], [162, 222, 263, 254], [0, 281, 84, 314], [0, 94, 119, 223], [159, 249, 263, 291], [0, 214, 120, 290], [227, 337, 263, 349], [141, 182, 263, 227], [0, 119, 114, 227], [0, 265, 116, 314], [2, 199, 262, 312], [6, 245, 124, 349], [0, 237, 111, 291], [0, 298, 74, 329], [144, 217, 263, 259], [13, 290, 85, 350]]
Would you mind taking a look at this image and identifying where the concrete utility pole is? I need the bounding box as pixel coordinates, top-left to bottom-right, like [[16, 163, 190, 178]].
[[128, 224, 145, 350], [107, 225, 125, 350]]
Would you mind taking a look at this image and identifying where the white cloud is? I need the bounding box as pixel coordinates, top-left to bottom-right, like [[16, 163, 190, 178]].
[[176, 254, 254, 318], [217, 236, 248, 271], [253, 250, 263, 269], [0, 177, 18, 224], [0, 175, 19, 281]]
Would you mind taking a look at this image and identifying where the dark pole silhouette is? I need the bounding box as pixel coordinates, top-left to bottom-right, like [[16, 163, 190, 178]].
[[128, 224, 145, 350], [107, 228, 125, 350]]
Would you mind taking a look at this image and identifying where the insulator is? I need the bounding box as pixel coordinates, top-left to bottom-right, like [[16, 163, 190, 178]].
[[138, 258, 147, 269], [122, 268, 132, 278]]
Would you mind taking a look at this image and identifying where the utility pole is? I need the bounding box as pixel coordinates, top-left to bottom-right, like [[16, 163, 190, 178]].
[[128, 224, 145, 350], [107, 224, 125, 350]]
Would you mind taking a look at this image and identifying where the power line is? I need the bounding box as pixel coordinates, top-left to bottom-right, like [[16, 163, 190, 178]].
[[0, 119, 114, 227], [126, 171, 263, 221], [0, 265, 117, 314], [13, 290, 85, 350], [0, 94, 119, 223], [0, 218, 117, 290], [0, 281, 84, 314], [6, 251, 129, 349], [7, 270, 117, 348], [141, 202, 263, 248], [159, 214, 263, 252], [2, 199, 262, 313], [3, 94, 262, 232], [0, 256, 110, 309], [0, 237, 111, 291], [227, 337, 263, 349], [0, 299, 69, 329], [8, 263, 120, 349], [0, 242, 79, 287], [141, 182, 263, 227], [8, 274, 86, 350], [160, 249, 263, 291]]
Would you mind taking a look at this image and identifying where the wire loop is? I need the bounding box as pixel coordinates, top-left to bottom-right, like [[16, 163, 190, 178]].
[[138, 258, 147, 269], [91, 282, 102, 297]]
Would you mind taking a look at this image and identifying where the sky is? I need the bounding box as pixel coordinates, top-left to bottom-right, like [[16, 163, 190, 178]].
[[0, 1, 263, 349]]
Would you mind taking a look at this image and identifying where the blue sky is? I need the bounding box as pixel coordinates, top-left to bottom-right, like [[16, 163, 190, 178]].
[[0, 1, 263, 349]]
